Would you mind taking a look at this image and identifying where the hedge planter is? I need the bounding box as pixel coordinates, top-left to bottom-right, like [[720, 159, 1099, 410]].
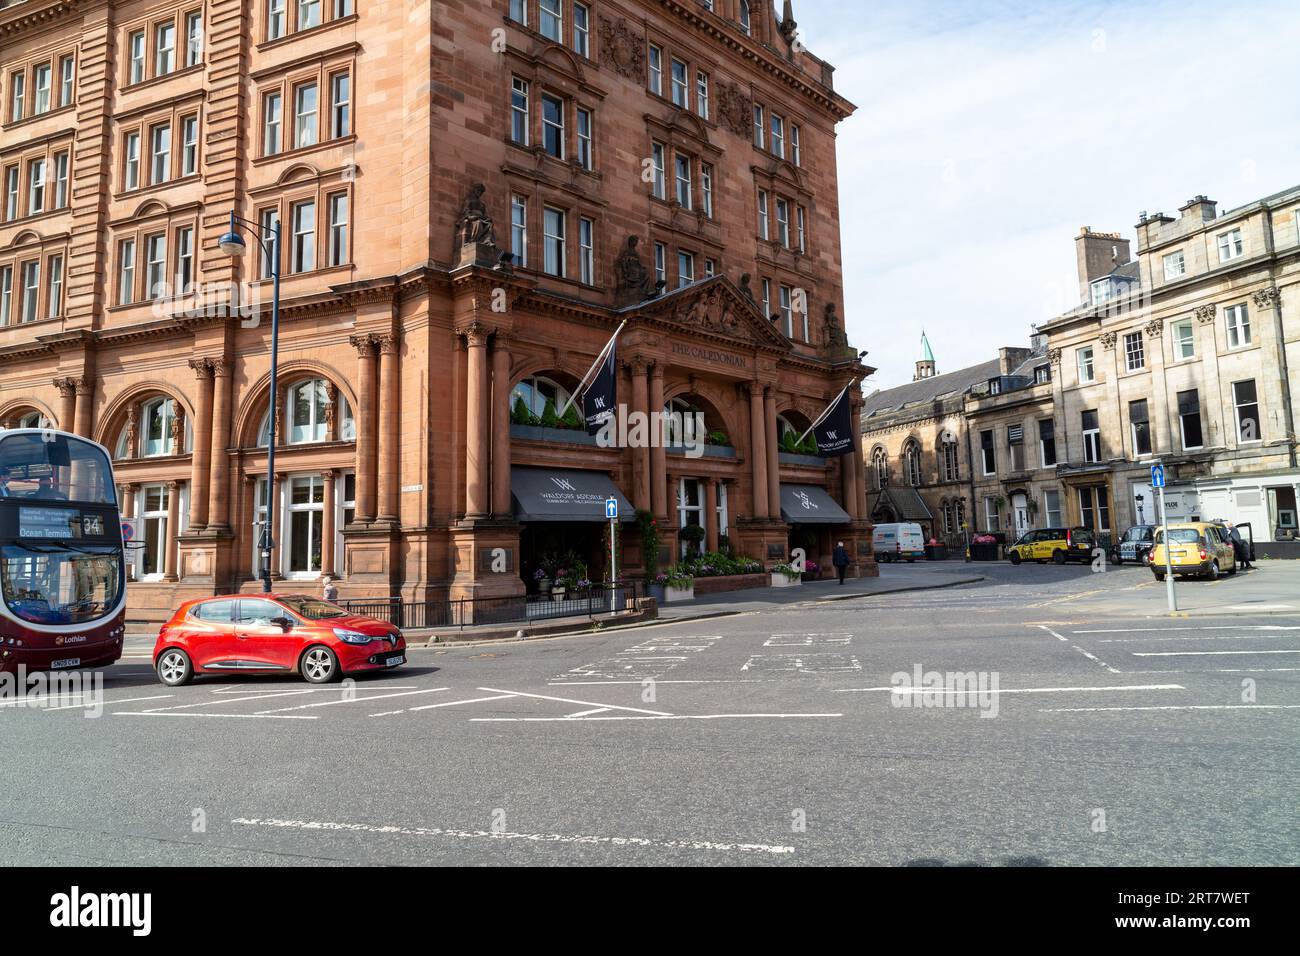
[[664, 584, 695, 603], [770, 572, 802, 588], [509, 423, 600, 446], [777, 452, 828, 467]]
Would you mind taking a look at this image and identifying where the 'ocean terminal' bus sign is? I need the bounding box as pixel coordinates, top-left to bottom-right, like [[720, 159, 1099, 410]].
[[18, 507, 104, 540]]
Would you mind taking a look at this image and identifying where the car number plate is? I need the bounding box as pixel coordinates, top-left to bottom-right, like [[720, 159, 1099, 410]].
[[50, 658, 81, 669], [384, 655, 405, 667]]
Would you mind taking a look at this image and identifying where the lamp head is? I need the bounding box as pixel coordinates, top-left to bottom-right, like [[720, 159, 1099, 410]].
[[218, 230, 247, 257]]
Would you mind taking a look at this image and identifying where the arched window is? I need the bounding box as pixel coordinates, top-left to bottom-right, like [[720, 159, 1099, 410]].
[[664, 396, 709, 446], [512, 374, 572, 420], [872, 447, 888, 490], [257, 378, 353, 446], [940, 434, 960, 482], [903, 439, 922, 487], [15, 411, 45, 429]]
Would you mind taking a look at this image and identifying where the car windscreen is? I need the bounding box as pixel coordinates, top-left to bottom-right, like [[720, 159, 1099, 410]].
[[277, 596, 349, 620]]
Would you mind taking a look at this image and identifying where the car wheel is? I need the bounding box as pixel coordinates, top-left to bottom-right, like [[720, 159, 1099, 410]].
[[1052, 549, 1066, 565], [1113, 555, 1123, 565], [1009, 551, 1021, 565], [1207, 560, 1220, 580], [300, 645, 341, 684], [1153, 572, 1165, 582], [156, 648, 193, 687]]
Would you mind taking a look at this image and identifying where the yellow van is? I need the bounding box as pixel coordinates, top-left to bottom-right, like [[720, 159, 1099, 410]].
[[1149, 522, 1237, 581]]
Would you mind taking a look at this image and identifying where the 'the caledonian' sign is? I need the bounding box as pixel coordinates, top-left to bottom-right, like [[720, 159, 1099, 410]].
[[670, 341, 748, 369]]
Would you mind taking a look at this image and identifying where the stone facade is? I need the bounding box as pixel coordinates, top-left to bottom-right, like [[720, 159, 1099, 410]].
[[0, 0, 874, 618]]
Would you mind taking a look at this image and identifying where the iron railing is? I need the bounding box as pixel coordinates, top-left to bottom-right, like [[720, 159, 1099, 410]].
[[339, 581, 641, 631]]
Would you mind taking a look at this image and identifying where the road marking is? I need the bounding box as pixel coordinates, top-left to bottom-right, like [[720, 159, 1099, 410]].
[[1074, 625, 1300, 634], [115, 711, 320, 720], [211, 684, 419, 694], [833, 684, 1184, 695], [476, 686, 673, 717], [1227, 604, 1294, 610], [231, 816, 794, 855], [1097, 634, 1300, 642], [254, 687, 449, 714], [1124, 667, 1300, 674], [44, 694, 175, 711], [1039, 704, 1300, 713], [403, 693, 519, 714], [549, 679, 774, 686], [740, 653, 862, 674], [1130, 649, 1300, 657], [1036, 625, 1120, 673], [140, 690, 317, 712], [469, 713, 843, 722]]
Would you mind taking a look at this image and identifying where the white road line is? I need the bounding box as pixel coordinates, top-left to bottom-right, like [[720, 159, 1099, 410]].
[[1036, 625, 1121, 673], [44, 694, 174, 711], [115, 711, 320, 720], [1039, 704, 1300, 713], [549, 679, 773, 686], [1073, 625, 1300, 634], [1130, 649, 1300, 657], [469, 713, 843, 722], [1097, 634, 1300, 643], [834, 684, 1185, 695], [212, 684, 418, 694], [475, 686, 673, 717], [254, 687, 449, 714], [141, 689, 317, 713], [566, 707, 612, 718], [1125, 667, 1300, 674], [405, 693, 518, 713], [1227, 604, 1294, 611], [232, 816, 794, 855]]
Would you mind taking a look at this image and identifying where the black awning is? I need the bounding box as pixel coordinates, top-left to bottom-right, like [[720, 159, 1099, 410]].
[[779, 484, 852, 525], [511, 467, 634, 523]]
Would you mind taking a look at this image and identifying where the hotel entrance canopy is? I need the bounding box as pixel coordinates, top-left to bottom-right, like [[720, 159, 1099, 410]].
[[511, 467, 634, 523], [779, 484, 851, 525]]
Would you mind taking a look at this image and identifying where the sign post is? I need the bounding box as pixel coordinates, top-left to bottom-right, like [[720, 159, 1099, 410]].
[[1152, 462, 1177, 612], [605, 497, 619, 612]]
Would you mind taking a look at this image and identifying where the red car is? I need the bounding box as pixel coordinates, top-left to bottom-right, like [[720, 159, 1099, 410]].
[[152, 594, 406, 686]]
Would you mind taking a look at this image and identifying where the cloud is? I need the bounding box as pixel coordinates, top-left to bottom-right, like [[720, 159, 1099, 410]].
[[798, 0, 1300, 391]]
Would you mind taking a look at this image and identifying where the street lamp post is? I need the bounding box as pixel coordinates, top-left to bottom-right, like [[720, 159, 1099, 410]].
[[218, 210, 281, 593]]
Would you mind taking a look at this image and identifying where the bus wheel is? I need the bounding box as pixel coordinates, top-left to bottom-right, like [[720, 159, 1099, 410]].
[[156, 649, 193, 687], [301, 645, 341, 684]]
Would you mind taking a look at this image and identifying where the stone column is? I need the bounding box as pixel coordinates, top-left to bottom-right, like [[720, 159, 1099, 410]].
[[704, 477, 719, 553], [376, 334, 400, 524], [748, 382, 769, 518], [464, 323, 491, 518], [121, 483, 137, 519], [321, 469, 337, 577], [187, 359, 214, 530], [649, 363, 667, 520], [491, 333, 513, 518], [270, 472, 285, 579], [163, 480, 180, 581], [74, 375, 94, 439], [207, 359, 233, 531], [54, 378, 77, 433], [764, 387, 780, 519], [630, 357, 650, 511], [349, 334, 378, 523]]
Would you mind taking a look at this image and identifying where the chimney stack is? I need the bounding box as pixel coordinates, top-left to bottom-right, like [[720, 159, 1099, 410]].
[[1179, 195, 1217, 222], [1075, 226, 1131, 301]]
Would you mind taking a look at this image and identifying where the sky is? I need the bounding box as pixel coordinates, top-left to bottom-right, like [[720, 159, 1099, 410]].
[[794, 0, 1300, 393]]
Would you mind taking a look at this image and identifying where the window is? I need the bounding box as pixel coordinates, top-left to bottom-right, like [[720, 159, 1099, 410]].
[[258, 207, 280, 278], [19, 260, 39, 324], [185, 12, 203, 67], [33, 63, 50, 114], [129, 31, 145, 85], [150, 122, 171, 184], [59, 55, 75, 107], [1089, 278, 1111, 306], [761, 277, 770, 320], [294, 82, 318, 148], [984, 496, 1000, 532], [796, 206, 806, 253], [327, 192, 348, 267], [1038, 418, 1057, 467], [181, 114, 198, 176], [903, 441, 922, 486], [8, 70, 23, 122], [26, 159, 45, 215], [1034, 364, 1050, 384], [124, 131, 140, 190], [675, 154, 692, 208], [117, 238, 135, 304], [1123, 331, 1144, 371], [576, 107, 592, 170], [1044, 489, 1062, 527], [650, 142, 666, 199], [579, 216, 594, 285], [872, 447, 888, 489], [938, 437, 959, 481], [775, 198, 789, 247], [670, 58, 687, 108], [1217, 228, 1243, 262], [268, 0, 287, 39], [1129, 399, 1151, 456], [297, 0, 322, 31], [0, 266, 10, 325], [330, 72, 350, 138], [703, 258, 715, 278], [1233, 380, 1260, 443], [739, 0, 751, 34], [139, 483, 170, 578], [573, 3, 590, 56], [1178, 389, 1202, 449], [653, 241, 666, 288], [510, 77, 529, 146], [677, 250, 694, 288], [791, 123, 801, 166], [3, 166, 15, 220], [1078, 486, 1109, 533], [979, 429, 995, 475], [1172, 318, 1195, 360], [1163, 250, 1185, 280], [543, 206, 565, 277], [45, 253, 63, 318], [141, 398, 177, 457], [1008, 424, 1025, 472], [701, 164, 713, 218], [1082, 409, 1101, 463], [291, 200, 316, 272], [987, 378, 1001, 395], [175, 226, 194, 292], [779, 285, 792, 337], [512, 374, 572, 418], [155, 22, 176, 77], [263, 91, 282, 154], [541, 93, 564, 158], [48, 152, 68, 210], [770, 113, 784, 158], [757, 189, 768, 240], [753, 103, 764, 148], [648, 44, 662, 96], [539, 0, 562, 42], [1224, 303, 1250, 348], [286, 475, 326, 576], [145, 233, 167, 299], [510, 194, 527, 268], [289, 379, 329, 443], [696, 71, 709, 119], [1077, 345, 1095, 383], [508, 0, 527, 26]]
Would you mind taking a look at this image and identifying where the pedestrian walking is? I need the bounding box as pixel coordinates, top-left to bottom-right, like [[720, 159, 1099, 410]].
[[833, 541, 849, 585]]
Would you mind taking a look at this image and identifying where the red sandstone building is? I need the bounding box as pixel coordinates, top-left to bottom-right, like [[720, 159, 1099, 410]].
[[0, 0, 872, 617]]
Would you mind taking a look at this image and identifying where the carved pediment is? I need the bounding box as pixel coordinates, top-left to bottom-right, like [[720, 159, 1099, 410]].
[[635, 276, 791, 351]]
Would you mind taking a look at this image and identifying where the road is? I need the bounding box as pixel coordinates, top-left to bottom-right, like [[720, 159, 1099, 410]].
[[2, 561, 1297, 866]]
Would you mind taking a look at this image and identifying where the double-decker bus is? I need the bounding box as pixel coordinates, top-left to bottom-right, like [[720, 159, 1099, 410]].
[[0, 428, 126, 672]]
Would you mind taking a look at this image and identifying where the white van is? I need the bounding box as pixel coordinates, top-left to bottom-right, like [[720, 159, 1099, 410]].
[[873, 522, 926, 562]]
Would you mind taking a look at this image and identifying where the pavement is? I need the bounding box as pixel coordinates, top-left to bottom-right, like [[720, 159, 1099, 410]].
[[6, 558, 1298, 866]]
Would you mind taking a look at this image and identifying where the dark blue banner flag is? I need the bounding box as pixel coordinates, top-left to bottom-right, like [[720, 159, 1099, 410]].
[[813, 387, 854, 457], [584, 340, 617, 435]]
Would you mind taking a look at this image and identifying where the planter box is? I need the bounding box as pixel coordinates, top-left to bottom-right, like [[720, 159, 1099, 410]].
[[667, 443, 737, 459], [770, 572, 802, 588], [690, 572, 769, 595], [777, 452, 828, 467], [509, 423, 600, 446], [663, 584, 695, 603]]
